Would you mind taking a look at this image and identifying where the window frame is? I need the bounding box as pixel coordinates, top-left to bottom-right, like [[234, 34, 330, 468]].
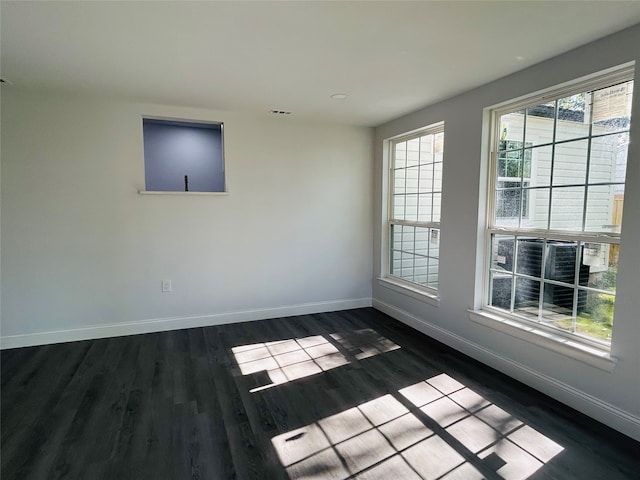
[[385, 122, 444, 297], [482, 66, 634, 351]]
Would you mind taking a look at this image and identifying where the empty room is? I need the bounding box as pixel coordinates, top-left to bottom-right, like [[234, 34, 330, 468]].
[[1, 2, 639, 479]]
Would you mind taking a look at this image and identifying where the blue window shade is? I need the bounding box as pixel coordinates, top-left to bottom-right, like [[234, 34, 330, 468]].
[[143, 118, 224, 192]]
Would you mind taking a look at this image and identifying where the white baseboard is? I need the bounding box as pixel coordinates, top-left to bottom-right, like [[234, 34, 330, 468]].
[[373, 298, 640, 443], [0, 297, 372, 350]]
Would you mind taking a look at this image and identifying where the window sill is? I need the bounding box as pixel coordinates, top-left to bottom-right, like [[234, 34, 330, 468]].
[[138, 190, 229, 196], [377, 277, 440, 307], [468, 309, 617, 372]]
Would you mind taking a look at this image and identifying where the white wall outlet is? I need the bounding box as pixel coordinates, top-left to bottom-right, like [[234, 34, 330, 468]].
[[161, 279, 172, 292]]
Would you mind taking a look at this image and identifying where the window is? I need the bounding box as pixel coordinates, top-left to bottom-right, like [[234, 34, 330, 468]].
[[486, 67, 634, 347], [142, 118, 225, 193], [388, 124, 444, 292]]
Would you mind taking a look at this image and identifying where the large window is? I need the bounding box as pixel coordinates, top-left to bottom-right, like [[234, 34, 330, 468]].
[[486, 67, 634, 347], [388, 124, 444, 292]]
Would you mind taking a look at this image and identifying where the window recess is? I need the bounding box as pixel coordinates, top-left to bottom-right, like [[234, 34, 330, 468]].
[[140, 117, 225, 194]]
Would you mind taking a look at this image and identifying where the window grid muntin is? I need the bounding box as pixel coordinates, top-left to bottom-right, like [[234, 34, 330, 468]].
[[487, 71, 633, 346]]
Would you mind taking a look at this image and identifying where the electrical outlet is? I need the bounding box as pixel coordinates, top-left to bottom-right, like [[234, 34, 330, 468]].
[[162, 279, 172, 292]]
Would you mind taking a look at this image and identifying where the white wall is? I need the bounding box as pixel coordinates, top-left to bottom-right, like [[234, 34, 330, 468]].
[[1, 91, 373, 343], [373, 25, 640, 441]]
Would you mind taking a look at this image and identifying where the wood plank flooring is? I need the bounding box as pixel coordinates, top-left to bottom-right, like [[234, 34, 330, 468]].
[[2, 308, 639, 479]]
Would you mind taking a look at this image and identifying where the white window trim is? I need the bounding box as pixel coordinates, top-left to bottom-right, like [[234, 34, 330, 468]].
[[382, 122, 444, 303], [479, 64, 634, 356], [468, 308, 616, 372], [377, 276, 440, 307]]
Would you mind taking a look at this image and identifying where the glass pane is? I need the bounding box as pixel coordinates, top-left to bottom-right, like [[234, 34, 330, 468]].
[[414, 276, 428, 286], [541, 282, 575, 333], [391, 253, 402, 276], [419, 134, 434, 164], [407, 138, 420, 167], [498, 111, 525, 147], [527, 144, 553, 187], [546, 283, 576, 312], [394, 168, 406, 195], [414, 256, 428, 281], [525, 102, 555, 146], [428, 257, 439, 274], [395, 141, 407, 168], [389, 222, 439, 289], [497, 151, 507, 178], [390, 225, 401, 276], [417, 194, 432, 222], [432, 193, 442, 222], [516, 238, 543, 278], [585, 185, 619, 233], [521, 187, 549, 230], [428, 228, 440, 259], [427, 260, 439, 288], [406, 167, 419, 194], [414, 227, 429, 257], [393, 195, 405, 220], [401, 251, 415, 280], [514, 276, 540, 318], [433, 162, 443, 191], [418, 163, 434, 193], [495, 188, 521, 227], [415, 226, 429, 242], [555, 93, 589, 142], [591, 80, 633, 135], [401, 225, 415, 251], [491, 235, 515, 271], [580, 242, 617, 292], [542, 282, 575, 321], [549, 186, 585, 231], [589, 132, 629, 185], [391, 224, 402, 245], [552, 139, 588, 186], [544, 241, 579, 285], [579, 290, 615, 341], [497, 142, 531, 179], [490, 271, 512, 309], [405, 194, 418, 222], [434, 131, 444, 154]]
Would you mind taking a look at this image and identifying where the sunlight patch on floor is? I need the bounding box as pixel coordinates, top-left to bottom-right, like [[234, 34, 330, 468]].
[[272, 374, 563, 479], [231, 329, 400, 392]]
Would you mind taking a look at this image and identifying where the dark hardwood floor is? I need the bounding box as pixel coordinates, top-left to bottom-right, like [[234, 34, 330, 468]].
[[2, 308, 639, 479]]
